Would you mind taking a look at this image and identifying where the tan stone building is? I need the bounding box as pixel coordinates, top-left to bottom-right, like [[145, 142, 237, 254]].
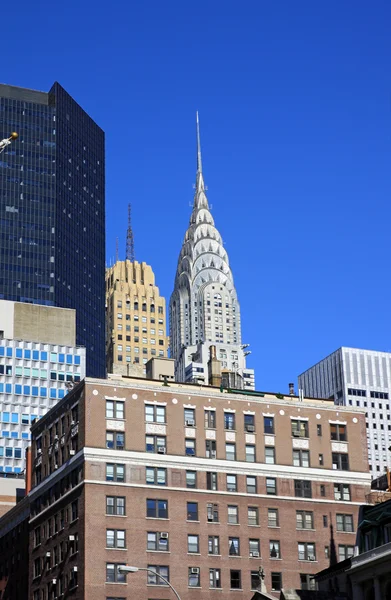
[[105, 260, 169, 376], [19, 377, 372, 599]]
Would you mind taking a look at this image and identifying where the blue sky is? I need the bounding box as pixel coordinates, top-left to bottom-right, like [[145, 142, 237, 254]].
[[2, 1, 391, 391]]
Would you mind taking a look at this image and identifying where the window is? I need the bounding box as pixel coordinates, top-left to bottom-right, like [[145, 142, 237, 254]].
[[246, 476, 257, 493], [206, 440, 216, 458], [248, 506, 259, 526], [207, 472, 218, 490], [332, 453, 349, 470], [298, 542, 316, 561], [208, 535, 220, 555], [249, 538, 260, 556], [266, 478, 277, 495], [106, 464, 125, 482], [330, 423, 347, 441], [300, 574, 317, 591], [229, 537, 240, 555], [293, 450, 310, 468], [270, 540, 280, 558], [187, 502, 198, 521], [224, 412, 235, 430], [146, 467, 167, 485], [294, 480, 312, 498], [251, 570, 260, 590], [265, 447, 275, 464], [184, 408, 196, 425], [188, 567, 200, 587], [106, 529, 126, 548], [207, 503, 219, 522], [334, 483, 351, 501], [147, 499, 168, 519], [271, 572, 282, 591], [209, 568, 221, 588], [147, 565, 169, 585], [226, 474, 237, 492], [226, 443, 236, 461], [106, 431, 125, 450], [204, 410, 216, 428], [338, 545, 354, 561], [188, 534, 199, 553], [106, 496, 125, 516], [320, 484, 326, 497], [319, 453, 324, 466], [230, 570, 241, 589], [336, 514, 354, 532], [264, 416, 274, 434], [291, 419, 309, 438], [296, 511, 314, 530], [268, 508, 279, 528], [145, 404, 166, 423], [244, 414, 255, 432], [34, 557, 41, 578], [317, 424, 322, 436], [146, 435, 166, 453], [147, 531, 169, 552], [246, 445, 256, 462], [106, 563, 126, 583], [228, 505, 239, 524], [186, 471, 197, 488]]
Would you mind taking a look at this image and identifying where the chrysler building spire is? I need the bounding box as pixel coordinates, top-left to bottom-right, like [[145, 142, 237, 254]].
[[169, 115, 255, 390]]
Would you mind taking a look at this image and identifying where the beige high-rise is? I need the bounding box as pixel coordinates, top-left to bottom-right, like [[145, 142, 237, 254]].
[[105, 260, 169, 376]]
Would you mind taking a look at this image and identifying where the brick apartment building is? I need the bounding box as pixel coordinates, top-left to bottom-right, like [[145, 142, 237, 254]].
[[0, 377, 371, 599]]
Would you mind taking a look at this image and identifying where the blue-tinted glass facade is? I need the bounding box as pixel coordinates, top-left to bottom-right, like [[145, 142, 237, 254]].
[[0, 82, 105, 377]]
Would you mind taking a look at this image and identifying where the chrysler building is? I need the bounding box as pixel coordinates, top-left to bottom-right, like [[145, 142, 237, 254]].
[[169, 115, 255, 389]]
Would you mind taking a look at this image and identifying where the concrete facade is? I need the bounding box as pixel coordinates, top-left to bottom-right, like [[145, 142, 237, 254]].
[[298, 347, 391, 479]]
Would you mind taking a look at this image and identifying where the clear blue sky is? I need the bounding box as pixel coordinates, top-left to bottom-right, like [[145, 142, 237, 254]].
[[2, 1, 391, 392]]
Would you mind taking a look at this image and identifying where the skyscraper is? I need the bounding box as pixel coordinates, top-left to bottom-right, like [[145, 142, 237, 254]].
[[298, 346, 391, 478], [0, 82, 105, 377], [170, 115, 254, 389]]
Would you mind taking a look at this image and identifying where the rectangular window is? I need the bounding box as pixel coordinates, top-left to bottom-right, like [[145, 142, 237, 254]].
[[184, 408, 196, 426], [265, 447, 275, 464], [300, 574, 317, 591], [226, 443, 236, 461], [298, 542, 316, 561], [229, 537, 240, 556], [266, 478, 277, 495], [296, 511, 314, 530], [291, 419, 309, 438], [228, 505, 239, 524], [209, 568, 221, 588], [294, 480, 312, 498], [207, 472, 218, 490], [293, 449, 310, 468], [244, 414, 255, 432], [268, 508, 279, 528], [147, 531, 169, 552], [224, 412, 235, 430], [226, 474, 237, 492], [145, 404, 166, 423], [106, 464, 125, 482], [188, 567, 200, 587], [207, 503, 219, 522], [338, 545, 354, 561], [106, 431, 125, 450], [185, 438, 196, 456], [330, 423, 347, 441], [106, 529, 126, 549], [205, 439, 216, 458], [187, 502, 198, 521], [146, 499, 168, 519], [106, 563, 126, 583], [251, 570, 260, 590], [270, 540, 281, 559], [332, 453, 349, 471], [147, 565, 169, 585], [264, 416, 274, 434], [106, 400, 124, 419], [208, 535, 220, 556], [249, 538, 260, 556], [317, 424, 322, 436], [106, 496, 125, 516], [271, 572, 282, 591], [146, 435, 166, 453], [336, 514, 354, 532], [204, 410, 216, 428], [334, 483, 351, 501], [186, 471, 197, 488], [188, 534, 199, 553], [230, 569, 241, 589], [248, 506, 259, 526], [146, 467, 167, 485], [246, 476, 257, 493], [246, 445, 256, 462]]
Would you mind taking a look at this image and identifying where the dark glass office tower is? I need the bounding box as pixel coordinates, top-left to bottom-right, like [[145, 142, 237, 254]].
[[0, 82, 105, 377]]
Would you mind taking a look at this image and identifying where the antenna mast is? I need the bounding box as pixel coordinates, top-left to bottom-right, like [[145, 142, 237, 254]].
[[126, 203, 135, 262], [115, 237, 119, 263]]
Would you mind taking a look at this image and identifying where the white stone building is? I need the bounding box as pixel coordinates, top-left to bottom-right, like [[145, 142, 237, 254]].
[[169, 115, 254, 389]]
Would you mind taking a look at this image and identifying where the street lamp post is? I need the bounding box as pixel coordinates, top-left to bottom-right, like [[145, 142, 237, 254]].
[[117, 565, 182, 600]]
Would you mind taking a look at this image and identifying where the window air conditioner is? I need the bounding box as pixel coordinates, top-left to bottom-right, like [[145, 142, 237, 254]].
[[191, 568, 200, 574], [160, 532, 169, 539], [69, 535, 75, 541], [250, 551, 259, 557], [69, 450, 75, 456], [309, 556, 316, 561], [54, 464, 58, 469], [52, 579, 57, 585], [293, 431, 301, 437], [246, 425, 255, 432], [210, 451, 216, 458], [157, 447, 166, 454], [37, 449, 42, 455], [46, 552, 51, 558], [186, 419, 195, 426], [72, 566, 78, 572]]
